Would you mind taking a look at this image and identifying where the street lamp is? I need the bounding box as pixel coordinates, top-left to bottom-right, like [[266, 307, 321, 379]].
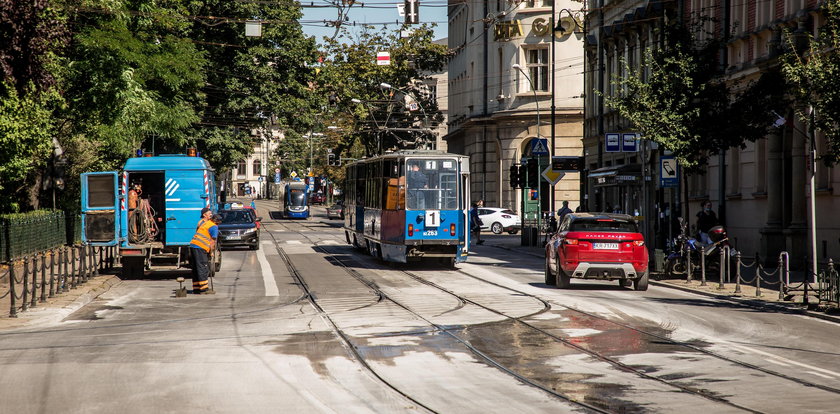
[[512, 63, 543, 245]]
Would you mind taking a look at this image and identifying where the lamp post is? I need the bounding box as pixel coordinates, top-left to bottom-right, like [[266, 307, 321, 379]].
[[512, 63, 542, 245]]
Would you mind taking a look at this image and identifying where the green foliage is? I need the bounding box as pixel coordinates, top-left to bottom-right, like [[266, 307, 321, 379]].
[[318, 24, 449, 158], [781, 0, 840, 165], [603, 22, 784, 171], [0, 83, 61, 211]]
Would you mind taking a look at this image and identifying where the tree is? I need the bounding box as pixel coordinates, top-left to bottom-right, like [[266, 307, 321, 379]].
[[781, 0, 840, 165], [603, 21, 785, 172], [0, 0, 69, 212]]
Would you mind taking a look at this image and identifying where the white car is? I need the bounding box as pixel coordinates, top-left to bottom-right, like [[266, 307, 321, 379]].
[[478, 207, 521, 234]]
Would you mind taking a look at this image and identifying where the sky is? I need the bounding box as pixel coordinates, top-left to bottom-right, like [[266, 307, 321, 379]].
[[299, 1, 449, 44]]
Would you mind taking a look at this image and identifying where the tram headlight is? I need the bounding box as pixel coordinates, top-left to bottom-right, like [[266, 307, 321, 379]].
[[408, 224, 414, 236], [450, 223, 456, 236]]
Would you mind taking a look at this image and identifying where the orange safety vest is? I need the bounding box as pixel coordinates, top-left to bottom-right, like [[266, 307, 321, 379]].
[[191, 219, 216, 252]]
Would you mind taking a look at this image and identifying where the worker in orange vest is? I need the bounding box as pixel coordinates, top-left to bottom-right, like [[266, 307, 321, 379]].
[[190, 207, 218, 294]]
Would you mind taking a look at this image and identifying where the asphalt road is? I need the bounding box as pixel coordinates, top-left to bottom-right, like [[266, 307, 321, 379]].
[[1, 199, 839, 413]]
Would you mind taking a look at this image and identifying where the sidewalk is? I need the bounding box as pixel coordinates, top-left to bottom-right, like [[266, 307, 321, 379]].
[[0, 267, 121, 331], [479, 233, 840, 325]]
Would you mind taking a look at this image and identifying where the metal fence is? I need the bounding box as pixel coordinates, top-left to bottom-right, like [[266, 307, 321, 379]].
[[1, 245, 117, 318], [0, 210, 80, 263], [676, 247, 840, 307]]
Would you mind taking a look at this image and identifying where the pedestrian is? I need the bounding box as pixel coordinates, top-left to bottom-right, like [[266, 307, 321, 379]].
[[190, 207, 218, 294], [696, 200, 718, 245], [556, 200, 573, 222], [470, 201, 484, 245]]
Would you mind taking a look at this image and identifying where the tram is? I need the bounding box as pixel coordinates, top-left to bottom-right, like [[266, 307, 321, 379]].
[[343, 150, 471, 266], [282, 181, 310, 219]]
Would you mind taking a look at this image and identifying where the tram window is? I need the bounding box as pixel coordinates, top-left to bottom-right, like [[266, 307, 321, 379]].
[[384, 159, 401, 210], [406, 158, 459, 210]]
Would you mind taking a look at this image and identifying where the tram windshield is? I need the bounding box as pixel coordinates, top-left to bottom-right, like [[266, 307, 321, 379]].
[[288, 188, 306, 206], [406, 158, 458, 210]]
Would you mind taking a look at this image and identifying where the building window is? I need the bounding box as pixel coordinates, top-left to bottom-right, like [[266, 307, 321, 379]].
[[525, 48, 549, 92], [253, 159, 262, 176], [236, 160, 246, 176]]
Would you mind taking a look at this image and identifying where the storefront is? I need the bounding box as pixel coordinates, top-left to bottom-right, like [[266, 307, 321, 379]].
[[589, 164, 643, 215]]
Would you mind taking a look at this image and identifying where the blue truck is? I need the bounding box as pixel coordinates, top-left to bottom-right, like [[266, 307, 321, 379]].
[[80, 153, 220, 278]]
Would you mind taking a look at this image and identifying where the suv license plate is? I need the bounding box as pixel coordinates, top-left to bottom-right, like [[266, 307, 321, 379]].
[[226, 236, 241, 240], [593, 243, 619, 250]]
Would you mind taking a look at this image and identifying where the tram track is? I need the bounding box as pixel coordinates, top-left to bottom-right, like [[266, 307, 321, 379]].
[[269, 215, 840, 413], [264, 220, 610, 413]]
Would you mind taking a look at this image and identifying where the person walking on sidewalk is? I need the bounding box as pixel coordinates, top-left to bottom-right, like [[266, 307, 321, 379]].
[[696, 200, 718, 245], [470, 200, 484, 245], [190, 208, 218, 294], [556, 200, 573, 223]]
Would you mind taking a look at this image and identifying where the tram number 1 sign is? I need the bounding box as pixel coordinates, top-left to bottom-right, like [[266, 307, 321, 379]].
[[425, 210, 440, 227]]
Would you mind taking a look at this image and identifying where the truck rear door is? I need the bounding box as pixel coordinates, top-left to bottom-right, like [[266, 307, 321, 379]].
[[164, 169, 207, 245], [81, 172, 121, 246]]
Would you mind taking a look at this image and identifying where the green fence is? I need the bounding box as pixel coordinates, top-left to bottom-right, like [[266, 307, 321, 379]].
[[0, 210, 71, 263]]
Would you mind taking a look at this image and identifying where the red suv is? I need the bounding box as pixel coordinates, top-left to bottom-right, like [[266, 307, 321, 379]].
[[544, 213, 649, 291]]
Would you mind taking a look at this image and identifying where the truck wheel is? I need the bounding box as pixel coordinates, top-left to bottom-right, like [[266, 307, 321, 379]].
[[122, 256, 144, 280]]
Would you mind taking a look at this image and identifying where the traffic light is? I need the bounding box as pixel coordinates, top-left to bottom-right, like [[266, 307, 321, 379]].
[[327, 153, 336, 166], [526, 159, 539, 188], [509, 164, 522, 188]]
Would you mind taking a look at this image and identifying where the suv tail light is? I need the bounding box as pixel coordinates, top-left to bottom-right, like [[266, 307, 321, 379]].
[[408, 224, 414, 236], [563, 239, 579, 245], [501, 214, 511, 218], [632, 240, 645, 246], [450, 223, 456, 236]]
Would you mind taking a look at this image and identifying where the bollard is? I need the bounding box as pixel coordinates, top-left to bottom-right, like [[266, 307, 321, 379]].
[[778, 255, 788, 301], [22, 258, 29, 312], [79, 246, 86, 285], [40, 251, 47, 303], [61, 247, 68, 293], [49, 249, 56, 298], [700, 248, 707, 286], [718, 247, 726, 290], [686, 244, 693, 282], [70, 246, 77, 289], [30, 256, 38, 308], [735, 252, 742, 294], [756, 259, 763, 297], [9, 264, 18, 318]]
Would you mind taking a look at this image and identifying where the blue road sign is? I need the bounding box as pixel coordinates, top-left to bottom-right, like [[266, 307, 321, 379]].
[[605, 133, 620, 152], [660, 156, 678, 188], [274, 172, 281, 184], [531, 138, 550, 156], [622, 133, 638, 152]]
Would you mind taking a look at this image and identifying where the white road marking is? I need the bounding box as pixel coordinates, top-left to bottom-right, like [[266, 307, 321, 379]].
[[286, 240, 302, 244], [256, 245, 279, 297], [727, 343, 840, 378], [806, 371, 835, 379]]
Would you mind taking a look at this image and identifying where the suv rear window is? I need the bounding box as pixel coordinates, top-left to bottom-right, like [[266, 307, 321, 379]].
[[570, 218, 638, 233]]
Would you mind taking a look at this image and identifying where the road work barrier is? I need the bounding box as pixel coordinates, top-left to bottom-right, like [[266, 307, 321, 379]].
[[1, 245, 116, 318]]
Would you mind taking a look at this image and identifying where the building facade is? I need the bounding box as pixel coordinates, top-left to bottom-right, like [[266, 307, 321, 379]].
[[228, 127, 282, 199], [446, 0, 585, 215], [584, 0, 836, 265]]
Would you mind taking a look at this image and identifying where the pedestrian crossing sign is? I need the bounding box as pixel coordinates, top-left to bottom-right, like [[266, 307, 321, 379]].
[[530, 138, 549, 156]]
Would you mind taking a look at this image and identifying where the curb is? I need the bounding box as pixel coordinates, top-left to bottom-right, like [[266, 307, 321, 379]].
[[488, 241, 840, 325]]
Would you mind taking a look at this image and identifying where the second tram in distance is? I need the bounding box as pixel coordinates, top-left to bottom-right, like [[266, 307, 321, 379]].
[[343, 150, 471, 266], [282, 181, 310, 219]]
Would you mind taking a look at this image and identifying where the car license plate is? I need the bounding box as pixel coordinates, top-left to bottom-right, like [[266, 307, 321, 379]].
[[423, 230, 438, 236], [593, 242, 619, 250], [226, 235, 241, 240]]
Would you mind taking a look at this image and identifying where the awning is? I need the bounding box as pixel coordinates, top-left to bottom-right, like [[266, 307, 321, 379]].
[[589, 164, 642, 187]]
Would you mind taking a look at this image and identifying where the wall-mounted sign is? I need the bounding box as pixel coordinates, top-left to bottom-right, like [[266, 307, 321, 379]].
[[494, 20, 523, 41], [605, 133, 620, 152], [622, 133, 639, 152]]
